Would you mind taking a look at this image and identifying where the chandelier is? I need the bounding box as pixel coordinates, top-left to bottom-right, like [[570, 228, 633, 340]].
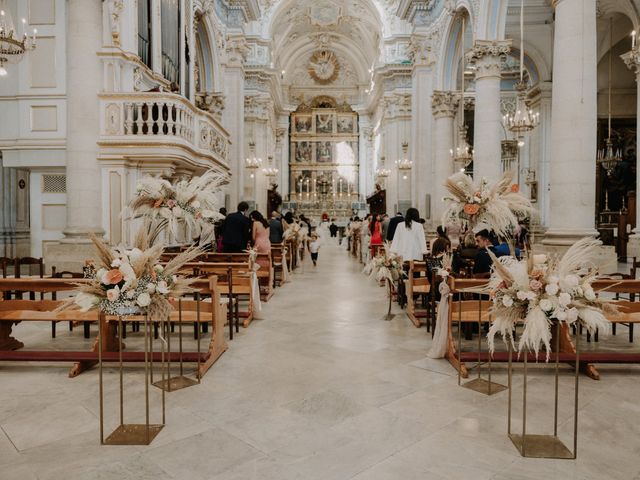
[[0, 4, 37, 77], [245, 141, 262, 178], [375, 156, 391, 178], [597, 17, 622, 177], [395, 142, 412, 180], [261, 155, 278, 177], [503, 0, 539, 137], [451, 14, 473, 172]]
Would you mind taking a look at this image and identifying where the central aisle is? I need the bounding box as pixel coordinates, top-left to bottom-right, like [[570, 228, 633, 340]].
[[4, 239, 640, 480]]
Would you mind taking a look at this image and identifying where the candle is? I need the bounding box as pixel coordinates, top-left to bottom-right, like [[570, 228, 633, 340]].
[[633, 30, 637, 49]]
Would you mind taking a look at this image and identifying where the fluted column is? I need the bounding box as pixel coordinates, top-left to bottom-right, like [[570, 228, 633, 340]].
[[62, 0, 104, 242], [543, 0, 599, 247], [622, 47, 640, 256], [410, 35, 436, 217], [222, 37, 249, 208], [468, 40, 511, 181], [432, 91, 458, 226]]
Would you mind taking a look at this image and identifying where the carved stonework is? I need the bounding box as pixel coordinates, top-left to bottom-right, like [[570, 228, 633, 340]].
[[308, 50, 340, 85], [431, 90, 459, 118], [383, 93, 412, 119], [466, 40, 512, 79], [199, 122, 229, 161], [225, 36, 250, 67], [408, 34, 435, 67], [105, 103, 121, 135], [621, 48, 640, 76], [108, 0, 124, 46], [244, 95, 273, 121], [196, 92, 226, 119]]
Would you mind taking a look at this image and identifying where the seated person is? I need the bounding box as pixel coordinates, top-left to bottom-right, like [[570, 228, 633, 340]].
[[473, 229, 495, 275], [493, 236, 521, 259]]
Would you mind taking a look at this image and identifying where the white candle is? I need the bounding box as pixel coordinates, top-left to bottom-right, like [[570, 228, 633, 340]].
[[633, 30, 637, 49]]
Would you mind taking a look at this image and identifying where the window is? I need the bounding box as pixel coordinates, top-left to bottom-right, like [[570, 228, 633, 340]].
[[137, 0, 152, 68], [161, 0, 180, 86]]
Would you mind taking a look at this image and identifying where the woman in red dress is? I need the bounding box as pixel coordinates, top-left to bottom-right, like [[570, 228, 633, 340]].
[[370, 214, 383, 257]]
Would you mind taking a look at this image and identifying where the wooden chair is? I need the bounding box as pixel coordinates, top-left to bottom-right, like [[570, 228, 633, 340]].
[[271, 244, 285, 287], [15, 257, 44, 300], [0, 257, 13, 278], [50, 267, 85, 338], [406, 261, 430, 329]]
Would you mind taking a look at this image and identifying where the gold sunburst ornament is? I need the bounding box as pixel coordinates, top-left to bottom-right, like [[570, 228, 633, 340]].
[[308, 50, 339, 85]]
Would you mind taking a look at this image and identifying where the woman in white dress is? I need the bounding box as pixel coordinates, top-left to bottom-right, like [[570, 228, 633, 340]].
[[390, 208, 427, 261]]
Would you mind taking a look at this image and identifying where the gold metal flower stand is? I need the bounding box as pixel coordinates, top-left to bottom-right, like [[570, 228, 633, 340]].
[[457, 296, 507, 395], [507, 323, 579, 459], [383, 278, 396, 321], [152, 296, 201, 392], [98, 310, 166, 445]]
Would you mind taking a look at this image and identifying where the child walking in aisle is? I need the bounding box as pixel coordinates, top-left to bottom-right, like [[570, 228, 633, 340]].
[[308, 233, 321, 266]]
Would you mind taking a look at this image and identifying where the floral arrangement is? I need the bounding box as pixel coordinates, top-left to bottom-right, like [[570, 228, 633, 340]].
[[59, 232, 202, 318], [128, 169, 226, 245], [442, 170, 533, 238], [363, 244, 405, 284], [487, 237, 615, 359]]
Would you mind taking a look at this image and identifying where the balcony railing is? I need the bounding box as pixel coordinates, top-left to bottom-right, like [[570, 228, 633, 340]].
[[99, 92, 230, 170]]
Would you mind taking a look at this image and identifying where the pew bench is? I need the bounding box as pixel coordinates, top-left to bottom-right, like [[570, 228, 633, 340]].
[[406, 261, 431, 329]]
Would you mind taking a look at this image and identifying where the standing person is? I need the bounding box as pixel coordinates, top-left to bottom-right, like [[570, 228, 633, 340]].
[[222, 202, 251, 253], [214, 207, 227, 252], [250, 211, 272, 254], [269, 211, 284, 244], [386, 212, 404, 242], [381, 214, 390, 242], [329, 220, 338, 238], [390, 208, 428, 262], [282, 211, 294, 231], [308, 232, 321, 266], [369, 214, 383, 257]]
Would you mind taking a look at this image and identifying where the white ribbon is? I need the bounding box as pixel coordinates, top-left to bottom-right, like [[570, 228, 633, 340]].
[[427, 280, 450, 359]]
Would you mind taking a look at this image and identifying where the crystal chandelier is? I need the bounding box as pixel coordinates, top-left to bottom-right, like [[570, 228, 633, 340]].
[[0, 3, 37, 77], [261, 155, 278, 177], [245, 141, 262, 178], [451, 14, 473, 172], [502, 0, 539, 138], [597, 17, 622, 177], [395, 142, 412, 180]]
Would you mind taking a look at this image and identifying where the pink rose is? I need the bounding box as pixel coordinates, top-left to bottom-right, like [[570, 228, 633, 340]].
[[529, 280, 543, 291], [166, 199, 176, 208], [103, 269, 123, 285]]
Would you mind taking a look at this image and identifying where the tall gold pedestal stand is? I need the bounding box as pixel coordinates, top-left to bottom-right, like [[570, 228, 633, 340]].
[[383, 278, 395, 321], [152, 295, 201, 392], [507, 323, 578, 459], [99, 310, 166, 445], [458, 296, 507, 395]]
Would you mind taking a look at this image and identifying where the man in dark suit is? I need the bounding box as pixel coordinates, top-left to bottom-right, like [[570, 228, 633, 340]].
[[269, 211, 284, 244], [386, 212, 404, 242], [222, 201, 252, 253], [473, 229, 495, 274]]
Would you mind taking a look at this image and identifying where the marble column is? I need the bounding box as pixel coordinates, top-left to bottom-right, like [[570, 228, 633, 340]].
[[409, 35, 435, 218], [431, 91, 458, 228], [543, 0, 600, 247], [222, 37, 249, 209], [468, 40, 511, 181], [62, 0, 105, 242], [622, 47, 640, 257]]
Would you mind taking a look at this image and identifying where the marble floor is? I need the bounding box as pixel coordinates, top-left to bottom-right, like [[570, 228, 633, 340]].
[[2, 240, 640, 480]]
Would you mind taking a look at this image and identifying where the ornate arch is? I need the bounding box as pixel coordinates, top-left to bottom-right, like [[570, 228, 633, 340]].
[[437, 5, 475, 91]]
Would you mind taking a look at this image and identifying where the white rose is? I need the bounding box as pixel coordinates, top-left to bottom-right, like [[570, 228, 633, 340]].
[[136, 292, 151, 307], [525, 291, 537, 301], [156, 280, 170, 295], [146, 283, 156, 294], [566, 307, 579, 323], [539, 299, 554, 312], [106, 285, 121, 302], [74, 292, 99, 311], [558, 292, 572, 307], [191, 200, 201, 209], [96, 268, 107, 280], [126, 289, 136, 299], [545, 283, 559, 296], [502, 296, 514, 307], [555, 309, 568, 321], [111, 258, 122, 268], [565, 275, 580, 288], [119, 262, 136, 284], [128, 248, 143, 265], [172, 206, 183, 218], [516, 291, 529, 301], [584, 287, 596, 301], [533, 254, 547, 265]]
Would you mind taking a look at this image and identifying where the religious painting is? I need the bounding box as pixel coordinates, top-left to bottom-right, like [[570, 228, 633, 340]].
[[337, 115, 354, 134], [315, 113, 334, 134], [294, 115, 312, 133], [294, 141, 312, 163], [315, 171, 334, 196], [316, 141, 333, 163]]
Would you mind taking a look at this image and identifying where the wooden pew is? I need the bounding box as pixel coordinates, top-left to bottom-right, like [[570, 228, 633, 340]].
[[179, 262, 255, 328], [406, 261, 430, 329], [446, 278, 640, 380], [271, 244, 285, 287], [0, 277, 227, 378]]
